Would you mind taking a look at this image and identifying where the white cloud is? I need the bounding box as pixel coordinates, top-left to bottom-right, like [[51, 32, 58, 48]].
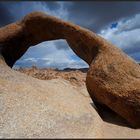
[[116, 14, 140, 32], [23, 58, 38, 63], [99, 14, 140, 62], [15, 40, 88, 69], [42, 48, 88, 69]]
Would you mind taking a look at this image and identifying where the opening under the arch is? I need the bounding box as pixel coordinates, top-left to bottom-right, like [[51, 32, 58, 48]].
[[13, 39, 89, 70]]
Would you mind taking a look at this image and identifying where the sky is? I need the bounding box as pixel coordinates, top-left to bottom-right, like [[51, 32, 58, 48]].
[[0, 1, 140, 69]]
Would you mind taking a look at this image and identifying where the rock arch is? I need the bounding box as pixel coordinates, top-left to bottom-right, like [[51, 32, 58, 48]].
[[0, 11, 140, 128], [0, 11, 100, 67]]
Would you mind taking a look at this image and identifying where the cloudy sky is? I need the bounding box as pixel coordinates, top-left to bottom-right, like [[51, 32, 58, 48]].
[[0, 1, 140, 69]]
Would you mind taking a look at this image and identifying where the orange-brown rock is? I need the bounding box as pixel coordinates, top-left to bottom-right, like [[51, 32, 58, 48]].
[[16, 66, 87, 87], [86, 46, 140, 128], [0, 11, 140, 128]]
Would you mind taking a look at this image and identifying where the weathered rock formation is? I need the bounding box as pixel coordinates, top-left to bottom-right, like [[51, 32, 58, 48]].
[[0, 11, 140, 128], [1, 63, 140, 138]]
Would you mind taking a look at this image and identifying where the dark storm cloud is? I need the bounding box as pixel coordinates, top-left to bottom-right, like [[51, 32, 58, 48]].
[[0, 1, 70, 51], [66, 2, 140, 33], [43, 1, 61, 11], [0, 1, 140, 35], [0, 3, 14, 26], [123, 43, 140, 55], [129, 52, 140, 63], [0, 1, 61, 27]]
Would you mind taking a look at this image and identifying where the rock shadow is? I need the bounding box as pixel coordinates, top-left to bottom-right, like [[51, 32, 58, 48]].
[[90, 102, 130, 128]]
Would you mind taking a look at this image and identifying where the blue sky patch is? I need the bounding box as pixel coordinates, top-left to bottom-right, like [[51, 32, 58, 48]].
[[111, 22, 118, 29]]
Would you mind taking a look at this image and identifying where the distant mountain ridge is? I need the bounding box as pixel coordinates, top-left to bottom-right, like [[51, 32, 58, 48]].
[[63, 67, 89, 73]]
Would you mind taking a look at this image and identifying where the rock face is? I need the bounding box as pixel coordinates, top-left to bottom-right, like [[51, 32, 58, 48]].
[[0, 63, 101, 138], [86, 47, 140, 128], [0, 11, 140, 128], [1, 61, 140, 138]]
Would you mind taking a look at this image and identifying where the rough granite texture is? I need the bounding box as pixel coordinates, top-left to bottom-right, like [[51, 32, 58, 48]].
[[0, 62, 140, 138], [0, 11, 140, 130]]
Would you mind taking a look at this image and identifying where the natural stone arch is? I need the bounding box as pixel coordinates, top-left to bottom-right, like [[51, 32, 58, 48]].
[[0, 11, 140, 128], [0, 11, 100, 67]]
